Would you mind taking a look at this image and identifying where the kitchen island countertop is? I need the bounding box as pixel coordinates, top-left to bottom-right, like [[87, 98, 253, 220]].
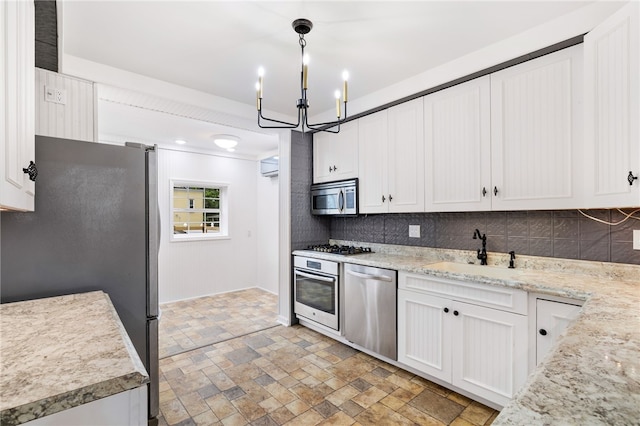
[[294, 241, 640, 425], [0, 291, 149, 425]]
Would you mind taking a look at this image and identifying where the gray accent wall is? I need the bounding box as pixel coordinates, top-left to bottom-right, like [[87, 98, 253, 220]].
[[35, 0, 58, 72], [331, 209, 640, 265], [290, 131, 330, 250]]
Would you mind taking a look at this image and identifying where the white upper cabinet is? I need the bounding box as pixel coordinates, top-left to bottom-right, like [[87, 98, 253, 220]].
[[583, 1, 639, 208], [313, 120, 358, 184], [490, 45, 584, 210], [424, 76, 491, 212], [1, 0, 35, 211], [358, 109, 389, 213], [387, 98, 425, 212], [359, 99, 424, 214]]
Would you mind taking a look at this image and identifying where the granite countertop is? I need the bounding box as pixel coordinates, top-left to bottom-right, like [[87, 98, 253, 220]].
[[293, 241, 640, 425], [0, 291, 149, 425]]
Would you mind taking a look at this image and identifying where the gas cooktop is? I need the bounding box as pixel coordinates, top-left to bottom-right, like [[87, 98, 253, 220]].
[[305, 244, 373, 255]]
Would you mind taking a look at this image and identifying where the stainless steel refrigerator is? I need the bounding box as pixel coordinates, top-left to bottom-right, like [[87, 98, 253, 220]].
[[1, 136, 160, 425]]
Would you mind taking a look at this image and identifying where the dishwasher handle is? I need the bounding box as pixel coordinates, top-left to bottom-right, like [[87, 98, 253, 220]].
[[295, 269, 336, 283], [346, 269, 393, 282]]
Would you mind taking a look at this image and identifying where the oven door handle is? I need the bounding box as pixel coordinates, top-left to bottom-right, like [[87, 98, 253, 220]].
[[338, 190, 344, 212], [295, 269, 336, 283], [346, 269, 393, 282]]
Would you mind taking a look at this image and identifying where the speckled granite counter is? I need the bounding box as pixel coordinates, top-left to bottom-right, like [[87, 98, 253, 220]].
[[294, 240, 640, 425], [0, 291, 149, 425]]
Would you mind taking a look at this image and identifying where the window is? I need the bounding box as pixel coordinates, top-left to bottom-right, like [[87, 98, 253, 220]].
[[171, 181, 229, 241]]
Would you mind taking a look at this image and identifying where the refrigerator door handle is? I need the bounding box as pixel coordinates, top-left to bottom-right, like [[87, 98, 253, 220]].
[[146, 148, 159, 318]]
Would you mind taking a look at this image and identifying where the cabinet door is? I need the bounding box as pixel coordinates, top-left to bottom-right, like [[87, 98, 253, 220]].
[[584, 2, 639, 207], [387, 98, 425, 212], [1, 0, 35, 211], [313, 120, 359, 184], [490, 45, 583, 210], [398, 290, 452, 383], [536, 299, 581, 366], [333, 120, 359, 182], [313, 131, 336, 183], [425, 76, 491, 211], [358, 110, 388, 213], [451, 301, 528, 408]]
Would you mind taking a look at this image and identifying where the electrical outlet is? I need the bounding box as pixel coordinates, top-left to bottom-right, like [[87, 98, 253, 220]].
[[44, 86, 66, 105], [633, 230, 640, 250], [409, 225, 420, 238]]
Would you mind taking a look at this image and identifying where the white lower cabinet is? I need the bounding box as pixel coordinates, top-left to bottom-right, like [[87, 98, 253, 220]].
[[535, 299, 582, 366], [398, 272, 528, 407]]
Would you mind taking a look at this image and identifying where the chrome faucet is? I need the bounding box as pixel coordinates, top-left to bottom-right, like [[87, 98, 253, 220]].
[[473, 229, 487, 265]]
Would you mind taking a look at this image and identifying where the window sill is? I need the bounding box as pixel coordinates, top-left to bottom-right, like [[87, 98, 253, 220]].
[[170, 234, 230, 243]]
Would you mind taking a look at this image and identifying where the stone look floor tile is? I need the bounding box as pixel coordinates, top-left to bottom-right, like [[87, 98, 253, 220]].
[[460, 401, 495, 425], [191, 409, 219, 426], [158, 290, 499, 426]]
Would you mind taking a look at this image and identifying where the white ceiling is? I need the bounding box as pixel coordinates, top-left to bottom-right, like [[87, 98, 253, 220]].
[[61, 1, 597, 155]]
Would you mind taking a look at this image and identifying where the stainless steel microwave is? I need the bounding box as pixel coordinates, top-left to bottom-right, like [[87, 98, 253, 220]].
[[311, 178, 358, 215]]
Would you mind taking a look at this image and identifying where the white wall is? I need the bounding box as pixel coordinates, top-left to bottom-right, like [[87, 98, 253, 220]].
[[157, 148, 259, 303], [256, 163, 279, 295]]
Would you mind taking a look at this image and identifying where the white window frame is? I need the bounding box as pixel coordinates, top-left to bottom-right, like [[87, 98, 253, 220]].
[[170, 179, 230, 242]]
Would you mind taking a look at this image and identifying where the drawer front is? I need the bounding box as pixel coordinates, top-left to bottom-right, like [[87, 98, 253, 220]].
[[399, 271, 527, 315]]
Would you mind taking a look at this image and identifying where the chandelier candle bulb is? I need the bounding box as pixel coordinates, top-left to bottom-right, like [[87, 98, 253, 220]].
[[255, 82, 261, 110], [257, 67, 264, 98], [303, 54, 309, 90], [335, 90, 341, 117], [342, 70, 349, 102]]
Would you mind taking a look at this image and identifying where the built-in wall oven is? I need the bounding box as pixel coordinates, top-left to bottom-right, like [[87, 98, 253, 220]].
[[293, 256, 339, 330]]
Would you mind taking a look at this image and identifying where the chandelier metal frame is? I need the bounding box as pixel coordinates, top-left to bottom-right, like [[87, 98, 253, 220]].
[[256, 18, 348, 134]]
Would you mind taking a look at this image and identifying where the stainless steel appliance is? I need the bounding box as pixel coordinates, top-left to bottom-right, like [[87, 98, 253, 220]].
[[311, 178, 357, 215], [1, 136, 160, 425], [293, 256, 339, 330], [344, 263, 397, 360]]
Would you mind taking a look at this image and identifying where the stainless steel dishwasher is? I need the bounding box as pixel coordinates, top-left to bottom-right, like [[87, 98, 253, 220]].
[[344, 263, 397, 360]]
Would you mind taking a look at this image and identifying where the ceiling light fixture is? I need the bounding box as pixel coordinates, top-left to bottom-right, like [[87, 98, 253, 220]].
[[255, 18, 349, 134], [175, 139, 187, 145], [213, 135, 239, 149]]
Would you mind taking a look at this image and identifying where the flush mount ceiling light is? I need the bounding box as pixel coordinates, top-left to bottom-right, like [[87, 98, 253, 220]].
[[212, 135, 239, 150], [175, 139, 187, 145], [255, 18, 349, 134]]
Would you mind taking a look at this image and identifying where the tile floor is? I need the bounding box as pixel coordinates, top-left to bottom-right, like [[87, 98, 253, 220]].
[[159, 288, 279, 359], [158, 291, 499, 426]]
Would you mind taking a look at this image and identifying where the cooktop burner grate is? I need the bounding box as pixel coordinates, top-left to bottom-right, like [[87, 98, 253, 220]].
[[305, 244, 373, 255]]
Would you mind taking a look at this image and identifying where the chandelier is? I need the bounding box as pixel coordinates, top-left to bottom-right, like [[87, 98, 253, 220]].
[[255, 18, 349, 134]]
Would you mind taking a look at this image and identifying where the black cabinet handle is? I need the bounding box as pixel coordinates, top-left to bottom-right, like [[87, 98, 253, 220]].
[[22, 161, 38, 182], [453, 310, 459, 316], [444, 307, 449, 313], [482, 187, 487, 197], [382, 195, 386, 203], [493, 186, 498, 196], [628, 171, 638, 186], [329, 166, 332, 173], [389, 194, 393, 202], [333, 165, 337, 172], [539, 329, 547, 336]]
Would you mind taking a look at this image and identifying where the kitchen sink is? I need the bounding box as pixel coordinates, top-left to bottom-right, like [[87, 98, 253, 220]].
[[425, 261, 524, 280]]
